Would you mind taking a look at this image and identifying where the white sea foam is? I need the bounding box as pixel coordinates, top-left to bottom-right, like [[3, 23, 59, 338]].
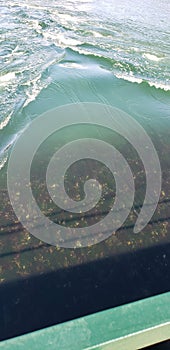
[[148, 81, 170, 91], [143, 53, 164, 62], [0, 112, 12, 130], [114, 72, 170, 91], [114, 72, 143, 84], [0, 72, 15, 86], [59, 62, 89, 69], [0, 156, 8, 171], [43, 32, 82, 47]]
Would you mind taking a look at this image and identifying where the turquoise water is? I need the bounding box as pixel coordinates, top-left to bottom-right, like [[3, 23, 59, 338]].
[[0, 0, 170, 174], [0, 0, 170, 246], [0, 1, 170, 339]]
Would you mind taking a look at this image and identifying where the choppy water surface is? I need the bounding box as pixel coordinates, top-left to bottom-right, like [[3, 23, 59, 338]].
[[0, 0, 170, 170]]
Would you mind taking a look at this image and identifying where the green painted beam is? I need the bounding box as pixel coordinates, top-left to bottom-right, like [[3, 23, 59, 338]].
[[1, 292, 170, 350]]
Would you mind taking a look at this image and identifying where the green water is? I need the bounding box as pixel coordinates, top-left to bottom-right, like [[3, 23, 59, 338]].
[[0, 0, 170, 173], [0, 0, 170, 270], [0, 2, 170, 341]]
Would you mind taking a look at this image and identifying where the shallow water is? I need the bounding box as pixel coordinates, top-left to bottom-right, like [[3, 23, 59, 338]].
[[0, 0, 170, 341], [0, 0, 169, 264]]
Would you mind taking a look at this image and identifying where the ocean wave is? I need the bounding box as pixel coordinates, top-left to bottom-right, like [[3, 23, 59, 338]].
[[114, 72, 170, 92], [114, 72, 143, 85], [1, 0, 170, 110], [0, 112, 13, 131], [0, 43, 65, 128], [69, 47, 170, 92], [148, 81, 170, 92], [0, 0, 170, 174]]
